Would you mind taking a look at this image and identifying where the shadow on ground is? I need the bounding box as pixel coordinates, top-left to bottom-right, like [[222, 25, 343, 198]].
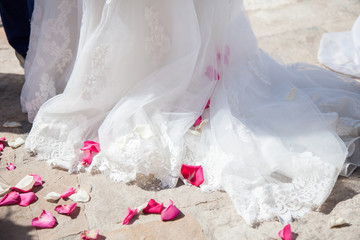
[[0, 72, 32, 134], [320, 170, 360, 215], [0, 211, 33, 240]]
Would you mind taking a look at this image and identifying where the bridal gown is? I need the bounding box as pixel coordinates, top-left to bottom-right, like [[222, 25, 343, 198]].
[[22, 0, 360, 225], [318, 15, 360, 78]]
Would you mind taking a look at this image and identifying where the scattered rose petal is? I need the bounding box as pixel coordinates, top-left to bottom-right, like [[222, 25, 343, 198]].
[[80, 141, 100, 167], [11, 175, 35, 192], [44, 192, 61, 202], [0, 191, 20, 206], [80, 141, 101, 153], [278, 224, 292, 240], [195, 119, 208, 131], [143, 199, 164, 214], [81, 229, 99, 240], [181, 164, 204, 187], [133, 125, 154, 139], [29, 174, 43, 186], [32, 210, 57, 229], [19, 192, 37, 206], [60, 187, 76, 199], [136, 202, 148, 214], [8, 137, 25, 149], [161, 200, 180, 221], [0, 181, 11, 196], [188, 129, 201, 136], [286, 88, 297, 101], [122, 208, 138, 225], [55, 203, 77, 216], [69, 189, 90, 203], [81, 151, 93, 166], [193, 116, 202, 127], [205, 99, 210, 109], [2, 122, 22, 128], [329, 217, 349, 228], [6, 163, 15, 171], [0, 137, 6, 151], [205, 66, 220, 81]]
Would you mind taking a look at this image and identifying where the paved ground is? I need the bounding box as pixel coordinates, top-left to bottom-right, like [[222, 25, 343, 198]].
[[1, 1, 360, 239]]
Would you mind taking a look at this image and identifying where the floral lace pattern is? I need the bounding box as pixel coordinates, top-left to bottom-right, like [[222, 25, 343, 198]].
[[26, 113, 88, 172], [24, 74, 56, 121], [22, 0, 79, 122], [81, 45, 109, 100], [144, 6, 171, 59]]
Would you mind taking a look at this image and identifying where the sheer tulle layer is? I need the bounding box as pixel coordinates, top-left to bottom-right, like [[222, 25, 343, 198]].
[[24, 0, 360, 225], [318, 15, 360, 78]]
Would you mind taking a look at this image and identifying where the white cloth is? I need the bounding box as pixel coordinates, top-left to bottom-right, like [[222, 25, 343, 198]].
[[23, 0, 360, 225], [318, 15, 360, 78]]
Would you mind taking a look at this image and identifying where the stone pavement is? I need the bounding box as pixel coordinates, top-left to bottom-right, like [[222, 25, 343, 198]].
[[1, 1, 360, 239]]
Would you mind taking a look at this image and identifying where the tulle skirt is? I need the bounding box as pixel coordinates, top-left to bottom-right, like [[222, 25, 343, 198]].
[[22, 0, 360, 225], [318, 15, 360, 78]]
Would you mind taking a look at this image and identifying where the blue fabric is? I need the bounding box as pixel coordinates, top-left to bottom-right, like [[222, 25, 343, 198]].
[[0, 0, 34, 58]]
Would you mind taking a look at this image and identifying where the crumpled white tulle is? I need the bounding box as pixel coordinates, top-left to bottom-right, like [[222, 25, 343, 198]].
[[318, 15, 360, 78], [23, 0, 360, 225]]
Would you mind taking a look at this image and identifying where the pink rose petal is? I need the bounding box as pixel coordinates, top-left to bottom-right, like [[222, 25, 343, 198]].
[[278, 224, 292, 240], [205, 66, 220, 81], [143, 199, 164, 214], [193, 116, 202, 127], [181, 164, 204, 187], [6, 163, 15, 171], [80, 141, 101, 153], [0, 138, 6, 151], [32, 210, 57, 229], [29, 174, 43, 186], [161, 200, 180, 221], [11, 175, 36, 193], [0, 191, 20, 206], [60, 187, 76, 199], [205, 99, 210, 109], [80, 141, 100, 167], [55, 203, 77, 216], [19, 192, 37, 206], [81, 151, 93, 166], [81, 229, 100, 240], [122, 208, 138, 225]]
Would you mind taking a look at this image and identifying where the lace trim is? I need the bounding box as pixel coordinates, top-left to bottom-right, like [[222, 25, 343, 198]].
[[91, 125, 174, 188], [25, 113, 88, 172]]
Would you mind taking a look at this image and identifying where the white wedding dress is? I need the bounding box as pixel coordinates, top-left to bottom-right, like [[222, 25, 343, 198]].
[[22, 0, 360, 225], [318, 15, 360, 78]]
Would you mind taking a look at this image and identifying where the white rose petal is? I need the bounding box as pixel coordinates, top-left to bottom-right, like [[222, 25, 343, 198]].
[[44, 192, 61, 202], [8, 137, 25, 149], [2, 122, 22, 128], [329, 217, 349, 228], [13, 175, 35, 192], [68, 189, 90, 203]]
